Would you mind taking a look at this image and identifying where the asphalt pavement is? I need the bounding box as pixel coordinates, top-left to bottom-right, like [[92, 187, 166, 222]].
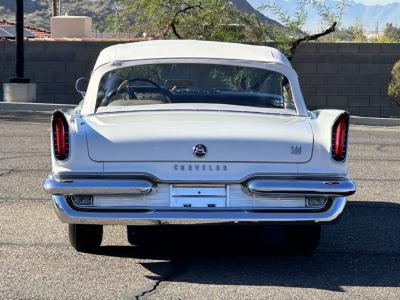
[[0, 111, 399, 300]]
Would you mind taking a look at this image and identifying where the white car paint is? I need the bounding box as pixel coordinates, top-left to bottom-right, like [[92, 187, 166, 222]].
[[85, 109, 313, 163], [51, 40, 349, 180], [43, 40, 357, 244], [92, 40, 290, 70]]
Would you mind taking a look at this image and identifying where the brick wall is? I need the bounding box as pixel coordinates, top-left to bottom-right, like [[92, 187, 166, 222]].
[[292, 43, 400, 117], [0, 40, 112, 104], [1, 40, 400, 117]]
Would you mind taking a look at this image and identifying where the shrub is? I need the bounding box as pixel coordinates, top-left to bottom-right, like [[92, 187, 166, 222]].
[[388, 61, 400, 105]]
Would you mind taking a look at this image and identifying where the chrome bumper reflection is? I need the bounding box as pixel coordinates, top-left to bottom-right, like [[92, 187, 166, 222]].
[[245, 178, 356, 197], [43, 174, 153, 195], [44, 174, 355, 198], [51, 195, 347, 225]]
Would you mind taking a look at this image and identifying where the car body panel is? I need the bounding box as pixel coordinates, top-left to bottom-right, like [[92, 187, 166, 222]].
[[45, 40, 355, 226], [92, 40, 291, 71], [85, 110, 314, 163]]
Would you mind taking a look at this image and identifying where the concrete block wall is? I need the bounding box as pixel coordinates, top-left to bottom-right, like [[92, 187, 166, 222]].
[[1, 40, 400, 117], [0, 40, 115, 104], [292, 43, 400, 117]]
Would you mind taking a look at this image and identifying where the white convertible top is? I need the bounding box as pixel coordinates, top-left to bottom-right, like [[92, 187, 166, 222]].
[[93, 40, 291, 70]]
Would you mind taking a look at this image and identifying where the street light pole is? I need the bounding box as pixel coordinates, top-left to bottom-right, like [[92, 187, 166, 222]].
[[10, 0, 29, 83]]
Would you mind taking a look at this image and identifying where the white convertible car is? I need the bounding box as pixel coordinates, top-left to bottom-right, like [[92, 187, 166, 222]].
[[44, 40, 355, 253]]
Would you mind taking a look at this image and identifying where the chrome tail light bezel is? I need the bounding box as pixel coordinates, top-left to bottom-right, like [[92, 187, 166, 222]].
[[331, 112, 350, 162], [52, 110, 70, 161]]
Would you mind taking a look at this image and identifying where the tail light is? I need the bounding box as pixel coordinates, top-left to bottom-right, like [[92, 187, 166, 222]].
[[52, 111, 69, 160], [332, 113, 349, 161]]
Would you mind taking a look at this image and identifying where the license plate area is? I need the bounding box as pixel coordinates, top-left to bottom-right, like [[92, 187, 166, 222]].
[[170, 185, 227, 208]]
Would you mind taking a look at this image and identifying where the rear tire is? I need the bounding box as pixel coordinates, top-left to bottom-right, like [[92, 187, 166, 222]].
[[283, 225, 321, 254], [68, 224, 103, 253]]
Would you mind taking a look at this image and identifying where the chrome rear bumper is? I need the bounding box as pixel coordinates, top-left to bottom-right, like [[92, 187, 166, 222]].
[[43, 174, 355, 197], [44, 174, 354, 225], [52, 195, 346, 225]]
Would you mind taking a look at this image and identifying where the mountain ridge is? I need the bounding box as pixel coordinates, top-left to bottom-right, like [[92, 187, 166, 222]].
[[249, 0, 400, 32], [0, 0, 278, 32]]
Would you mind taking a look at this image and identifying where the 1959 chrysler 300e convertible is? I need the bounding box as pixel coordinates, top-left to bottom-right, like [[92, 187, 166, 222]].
[[43, 40, 356, 253]]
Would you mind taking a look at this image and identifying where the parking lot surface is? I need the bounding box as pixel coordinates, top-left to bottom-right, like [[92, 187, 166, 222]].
[[0, 111, 399, 299]]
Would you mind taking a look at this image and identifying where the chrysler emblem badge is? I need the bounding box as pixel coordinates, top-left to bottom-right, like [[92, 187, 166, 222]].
[[193, 144, 207, 157]]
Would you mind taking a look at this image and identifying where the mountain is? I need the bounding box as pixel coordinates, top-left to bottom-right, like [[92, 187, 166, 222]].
[[230, 0, 281, 26], [2, 0, 398, 34], [0, 0, 114, 31], [249, 0, 400, 32], [342, 2, 400, 31], [0, 0, 278, 32]]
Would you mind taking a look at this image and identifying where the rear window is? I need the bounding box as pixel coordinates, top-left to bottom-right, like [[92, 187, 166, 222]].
[[96, 63, 295, 112]]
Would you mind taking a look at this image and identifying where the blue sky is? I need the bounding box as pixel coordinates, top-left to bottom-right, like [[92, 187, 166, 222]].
[[355, 0, 399, 4], [251, 0, 400, 31]]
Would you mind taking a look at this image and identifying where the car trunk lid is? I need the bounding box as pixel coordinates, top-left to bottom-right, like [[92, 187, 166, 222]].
[[84, 110, 313, 163]]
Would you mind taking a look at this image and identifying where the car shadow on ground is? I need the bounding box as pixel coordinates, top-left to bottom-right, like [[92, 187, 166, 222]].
[[94, 200, 400, 291]]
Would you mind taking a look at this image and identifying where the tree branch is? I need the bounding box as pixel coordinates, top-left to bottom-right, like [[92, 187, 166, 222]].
[[164, 2, 203, 39], [170, 23, 183, 39], [288, 21, 337, 60]]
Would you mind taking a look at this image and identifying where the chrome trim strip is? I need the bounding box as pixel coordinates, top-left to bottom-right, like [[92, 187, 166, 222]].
[[72, 205, 321, 211], [245, 178, 356, 197], [43, 174, 154, 195], [94, 108, 299, 118], [51, 195, 346, 225]]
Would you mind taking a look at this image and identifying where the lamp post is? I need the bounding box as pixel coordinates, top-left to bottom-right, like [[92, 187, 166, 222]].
[[3, 0, 36, 102], [9, 0, 29, 83]]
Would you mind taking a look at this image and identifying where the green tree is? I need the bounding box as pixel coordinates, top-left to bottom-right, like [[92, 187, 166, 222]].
[[108, 0, 348, 60], [345, 23, 367, 42], [258, 0, 349, 58], [388, 61, 400, 106], [320, 23, 367, 42], [108, 0, 266, 43], [383, 23, 400, 42]]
